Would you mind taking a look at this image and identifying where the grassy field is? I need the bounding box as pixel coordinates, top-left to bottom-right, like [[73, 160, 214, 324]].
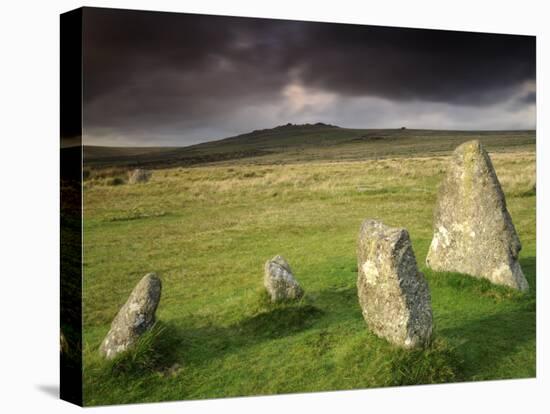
[[81, 131, 536, 406]]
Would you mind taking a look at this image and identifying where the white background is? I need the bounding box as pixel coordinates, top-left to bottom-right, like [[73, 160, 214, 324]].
[[0, 0, 548, 412]]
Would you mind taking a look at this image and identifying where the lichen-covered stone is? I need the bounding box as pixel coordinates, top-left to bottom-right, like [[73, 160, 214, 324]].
[[264, 255, 304, 302], [128, 168, 152, 184], [357, 220, 433, 348], [426, 140, 528, 291], [99, 273, 162, 359]]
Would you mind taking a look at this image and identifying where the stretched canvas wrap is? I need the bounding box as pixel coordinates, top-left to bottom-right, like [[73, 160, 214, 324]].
[[60, 6, 536, 407]]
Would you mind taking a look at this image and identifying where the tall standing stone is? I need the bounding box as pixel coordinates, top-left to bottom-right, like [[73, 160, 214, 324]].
[[426, 140, 528, 291], [264, 255, 304, 302], [100, 273, 162, 359], [357, 220, 433, 348]]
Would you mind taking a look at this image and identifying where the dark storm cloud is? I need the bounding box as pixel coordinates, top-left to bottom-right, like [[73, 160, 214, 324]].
[[299, 25, 535, 104], [82, 7, 535, 145]]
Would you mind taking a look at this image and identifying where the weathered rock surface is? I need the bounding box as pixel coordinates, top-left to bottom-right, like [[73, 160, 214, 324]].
[[264, 255, 304, 302], [426, 140, 528, 291], [100, 273, 162, 359], [128, 168, 152, 184], [357, 220, 433, 348]]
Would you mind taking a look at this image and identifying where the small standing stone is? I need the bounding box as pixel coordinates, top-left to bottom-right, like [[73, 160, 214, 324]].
[[264, 255, 304, 302], [426, 140, 528, 291], [357, 220, 433, 348], [99, 273, 162, 359], [128, 168, 152, 184]]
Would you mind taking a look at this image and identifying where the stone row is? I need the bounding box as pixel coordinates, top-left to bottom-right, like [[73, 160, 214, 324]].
[[97, 140, 528, 357]]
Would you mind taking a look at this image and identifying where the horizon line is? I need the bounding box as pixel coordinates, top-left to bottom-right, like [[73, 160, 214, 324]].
[[79, 126, 536, 149]]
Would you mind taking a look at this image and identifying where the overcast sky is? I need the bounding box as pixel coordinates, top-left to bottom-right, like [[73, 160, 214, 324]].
[[82, 7, 536, 147]]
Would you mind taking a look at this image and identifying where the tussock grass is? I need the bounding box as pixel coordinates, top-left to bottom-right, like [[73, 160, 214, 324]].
[[106, 177, 125, 186], [108, 323, 169, 375], [387, 338, 463, 386]]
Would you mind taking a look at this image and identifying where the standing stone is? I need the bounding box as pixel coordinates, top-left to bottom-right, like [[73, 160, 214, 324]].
[[426, 140, 528, 291], [264, 255, 304, 302], [128, 168, 152, 184], [99, 273, 162, 359], [357, 220, 433, 348]]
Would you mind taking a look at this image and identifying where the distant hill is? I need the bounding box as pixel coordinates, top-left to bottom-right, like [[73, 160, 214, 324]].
[[83, 124, 535, 169]]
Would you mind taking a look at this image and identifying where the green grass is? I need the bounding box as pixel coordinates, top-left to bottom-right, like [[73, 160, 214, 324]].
[[82, 140, 535, 406]]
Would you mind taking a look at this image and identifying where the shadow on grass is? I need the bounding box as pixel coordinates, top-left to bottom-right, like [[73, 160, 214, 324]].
[[426, 256, 536, 303], [441, 306, 536, 379], [87, 295, 326, 387], [309, 286, 466, 386], [317, 254, 537, 375], [520, 256, 536, 294], [424, 256, 536, 380], [170, 302, 325, 367], [312, 285, 363, 323], [90, 256, 536, 388], [313, 262, 536, 384], [236, 304, 324, 339]]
